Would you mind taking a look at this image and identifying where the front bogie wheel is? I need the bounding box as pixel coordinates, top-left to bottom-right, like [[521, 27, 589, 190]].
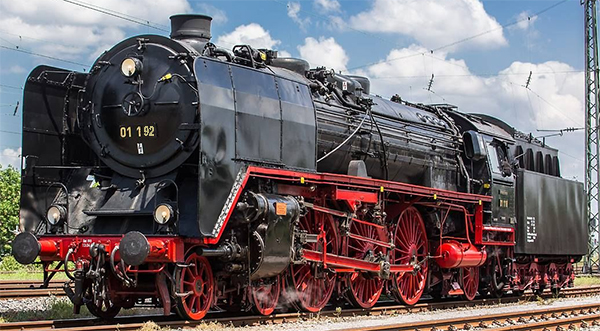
[[174, 253, 214, 321], [86, 296, 121, 319], [85, 277, 121, 319]]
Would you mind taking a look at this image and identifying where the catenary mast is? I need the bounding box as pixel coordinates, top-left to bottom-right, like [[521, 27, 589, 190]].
[[583, 0, 600, 273]]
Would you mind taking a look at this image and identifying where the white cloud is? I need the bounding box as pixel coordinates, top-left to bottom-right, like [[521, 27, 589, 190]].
[[314, 0, 341, 12], [349, 0, 507, 51], [0, 65, 26, 74], [196, 3, 227, 25], [216, 23, 281, 49], [298, 36, 348, 71], [8, 65, 25, 74], [0, 148, 21, 169], [0, 0, 191, 64], [287, 2, 310, 29], [361, 46, 584, 179], [278, 50, 292, 58], [514, 11, 538, 31]]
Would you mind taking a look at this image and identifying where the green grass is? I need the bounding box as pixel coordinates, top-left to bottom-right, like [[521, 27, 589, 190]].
[[574, 275, 600, 287], [0, 255, 67, 281], [0, 270, 68, 281]]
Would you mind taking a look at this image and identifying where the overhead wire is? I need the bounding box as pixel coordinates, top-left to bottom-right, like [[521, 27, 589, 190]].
[[270, 0, 400, 50], [0, 30, 84, 49], [346, 0, 568, 71], [527, 86, 583, 126], [0, 85, 24, 97], [0, 36, 20, 48], [503, 80, 582, 127], [0, 84, 23, 90], [59, 0, 170, 32], [0, 45, 89, 68], [0, 30, 53, 45], [560, 150, 584, 163], [370, 70, 584, 80], [68, 0, 169, 29], [0, 0, 190, 71], [432, 1, 567, 54], [0, 130, 21, 135], [0, 0, 172, 70]]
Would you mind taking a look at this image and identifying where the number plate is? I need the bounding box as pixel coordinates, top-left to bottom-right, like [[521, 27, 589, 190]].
[[119, 125, 157, 139]]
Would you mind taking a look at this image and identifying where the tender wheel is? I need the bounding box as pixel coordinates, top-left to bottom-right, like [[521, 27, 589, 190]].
[[548, 263, 559, 296], [345, 218, 387, 308], [489, 257, 505, 298], [175, 253, 214, 321], [249, 275, 281, 316], [288, 209, 339, 312], [390, 207, 428, 305], [460, 266, 479, 301]]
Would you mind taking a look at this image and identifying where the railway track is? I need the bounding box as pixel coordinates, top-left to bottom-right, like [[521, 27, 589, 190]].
[[2, 279, 598, 300], [0, 280, 65, 298], [345, 302, 600, 331], [2, 286, 600, 331]]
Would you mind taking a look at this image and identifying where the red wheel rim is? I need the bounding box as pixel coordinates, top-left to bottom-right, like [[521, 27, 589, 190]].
[[179, 254, 213, 320], [461, 266, 479, 301], [345, 218, 387, 308], [250, 275, 281, 316], [392, 207, 428, 305], [289, 210, 338, 312]]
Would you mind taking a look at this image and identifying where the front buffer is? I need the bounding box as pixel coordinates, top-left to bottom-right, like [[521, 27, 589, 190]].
[[12, 231, 185, 318]]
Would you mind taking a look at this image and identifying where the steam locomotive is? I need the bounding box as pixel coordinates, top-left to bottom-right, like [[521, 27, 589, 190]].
[[11, 14, 587, 320]]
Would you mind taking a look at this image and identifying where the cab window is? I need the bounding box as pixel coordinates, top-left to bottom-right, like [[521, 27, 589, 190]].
[[487, 141, 512, 178], [487, 142, 501, 175]]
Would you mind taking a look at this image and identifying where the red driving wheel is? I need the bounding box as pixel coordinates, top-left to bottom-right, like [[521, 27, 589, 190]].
[[249, 275, 281, 316], [391, 206, 428, 305], [345, 219, 387, 308], [288, 209, 339, 312]]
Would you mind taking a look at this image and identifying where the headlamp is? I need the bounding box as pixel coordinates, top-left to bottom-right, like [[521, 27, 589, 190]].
[[121, 58, 142, 77], [154, 204, 174, 225], [47, 205, 67, 225]]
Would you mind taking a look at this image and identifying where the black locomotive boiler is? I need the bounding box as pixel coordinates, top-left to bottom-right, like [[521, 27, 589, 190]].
[[11, 14, 587, 319]]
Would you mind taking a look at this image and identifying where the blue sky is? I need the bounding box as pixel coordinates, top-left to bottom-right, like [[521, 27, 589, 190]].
[[0, 0, 587, 179]]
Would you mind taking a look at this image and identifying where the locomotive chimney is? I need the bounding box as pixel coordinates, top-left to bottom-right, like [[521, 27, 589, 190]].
[[170, 14, 212, 52]]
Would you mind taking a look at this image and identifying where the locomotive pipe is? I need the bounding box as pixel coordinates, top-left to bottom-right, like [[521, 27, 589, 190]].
[[212, 48, 233, 62], [331, 85, 364, 111], [195, 247, 230, 257], [195, 242, 243, 260]]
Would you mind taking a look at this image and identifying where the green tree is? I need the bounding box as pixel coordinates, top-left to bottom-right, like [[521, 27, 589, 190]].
[[0, 165, 20, 256]]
